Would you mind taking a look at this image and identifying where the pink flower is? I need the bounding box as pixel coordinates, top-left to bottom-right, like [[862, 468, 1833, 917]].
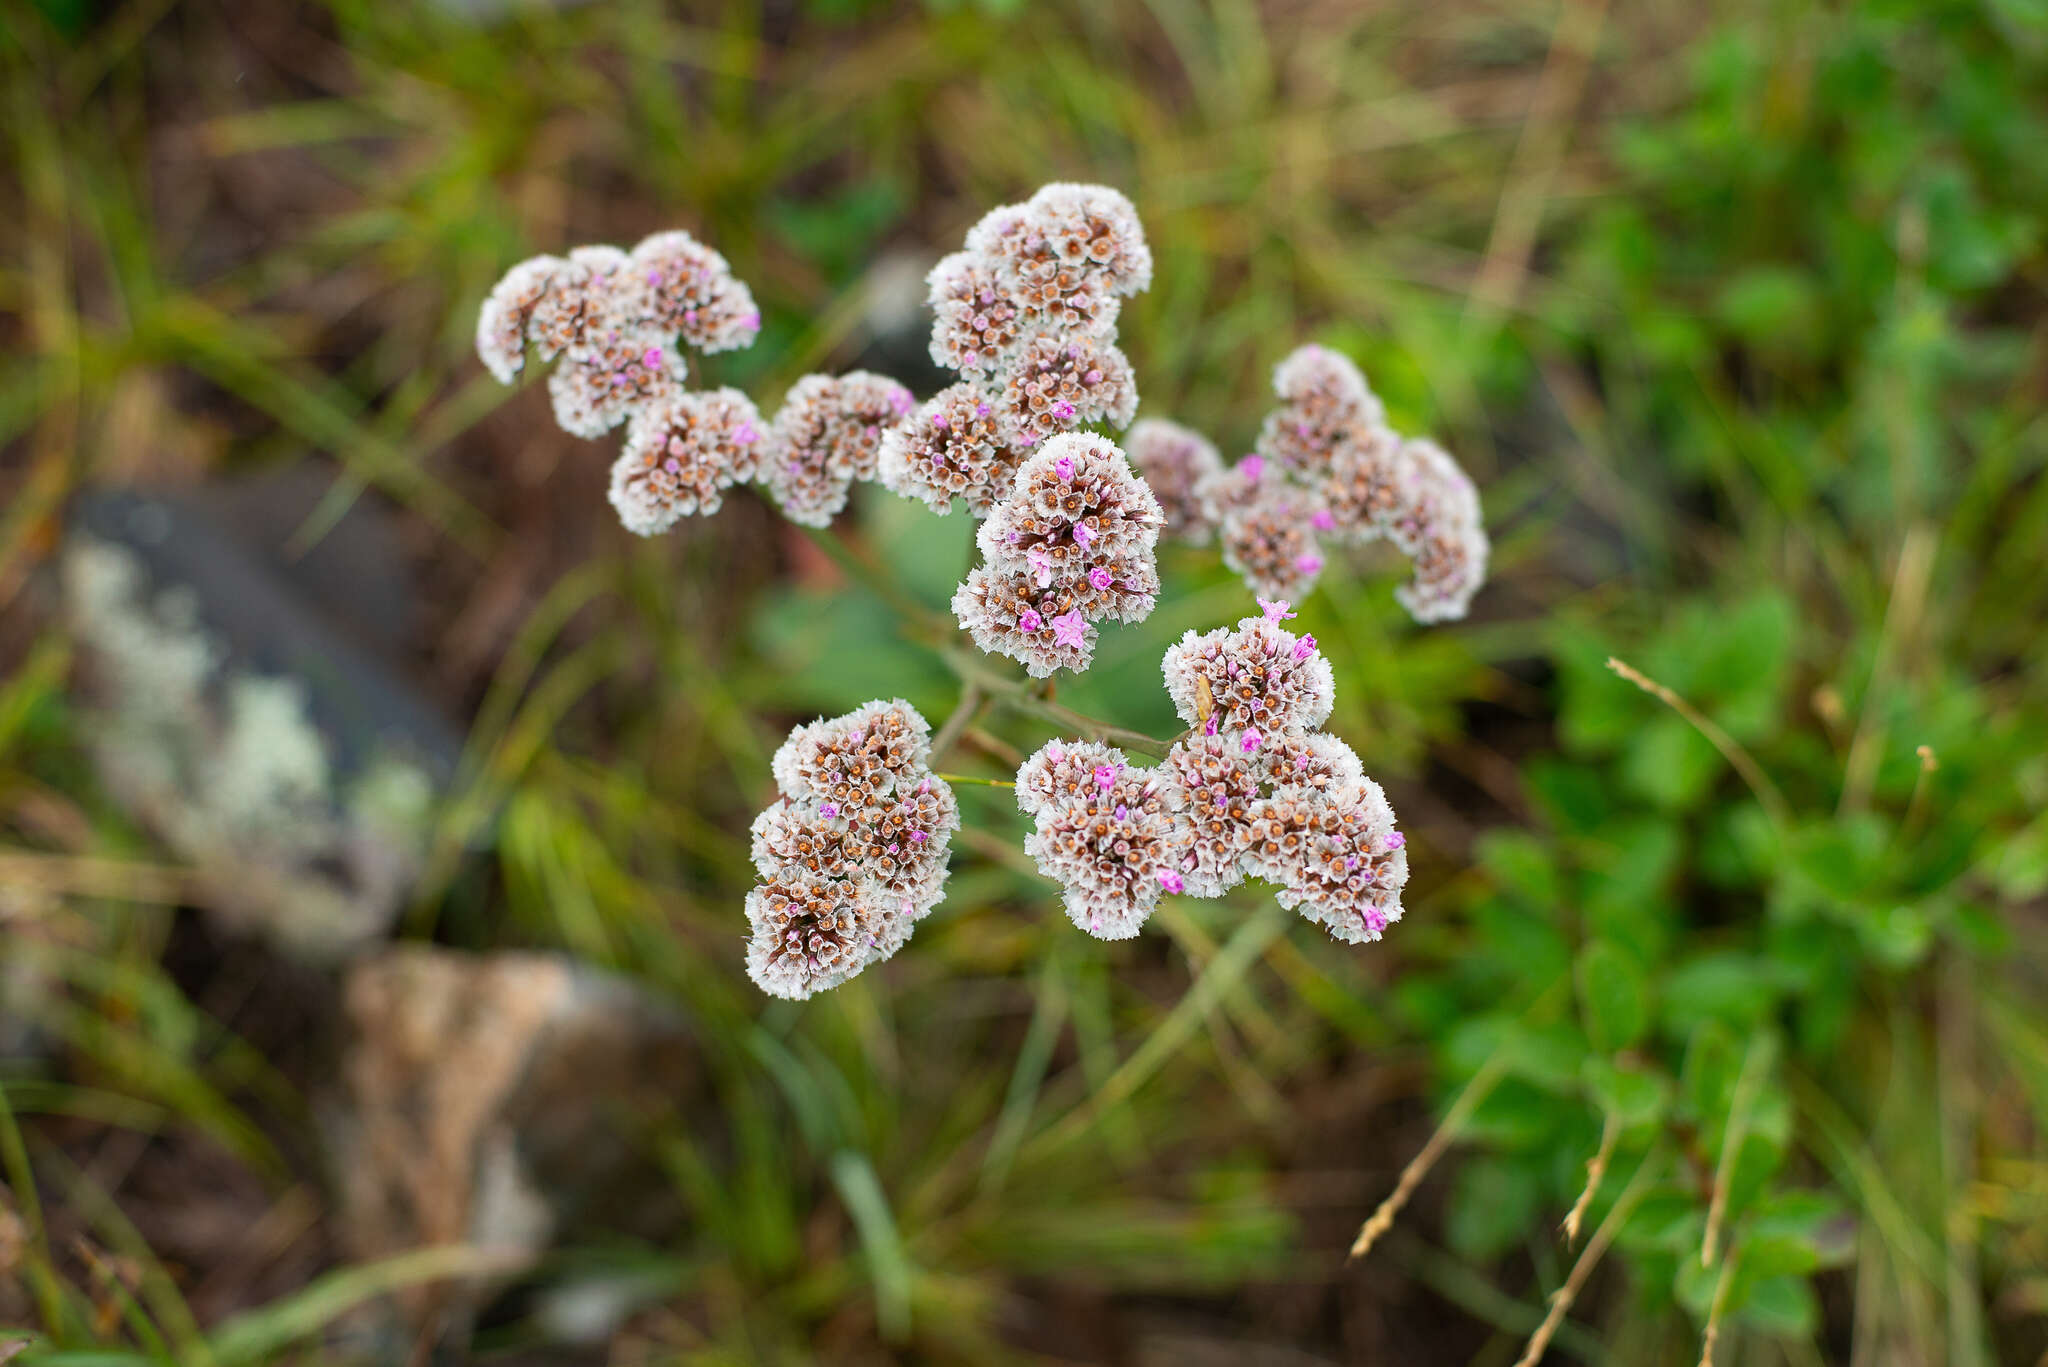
[[1051, 611, 1088, 649], [1385, 831, 1406, 850], [1088, 567, 1114, 591], [1294, 553, 1323, 575], [1054, 455, 1075, 481], [1241, 729, 1263, 753], [1018, 608, 1044, 632], [821, 802, 840, 818], [1028, 547, 1054, 588], [1241, 454, 1265, 483], [735, 422, 760, 445], [1258, 597, 1295, 624], [642, 348, 665, 369], [1073, 522, 1094, 546], [1311, 508, 1336, 531], [1093, 763, 1119, 790], [1157, 868, 1185, 894], [1293, 634, 1316, 660]]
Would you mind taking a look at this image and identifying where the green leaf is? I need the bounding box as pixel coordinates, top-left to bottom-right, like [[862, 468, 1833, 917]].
[[1584, 1056, 1671, 1129], [1577, 939, 1652, 1053]]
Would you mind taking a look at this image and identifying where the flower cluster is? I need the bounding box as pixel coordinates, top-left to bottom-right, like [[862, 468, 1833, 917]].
[[477, 232, 762, 439], [1188, 345, 1489, 621], [744, 701, 959, 999], [879, 183, 1149, 516], [952, 434, 1164, 676], [1125, 418, 1223, 543], [479, 232, 927, 537], [1016, 601, 1407, 944], [758, 372, 917, 527]]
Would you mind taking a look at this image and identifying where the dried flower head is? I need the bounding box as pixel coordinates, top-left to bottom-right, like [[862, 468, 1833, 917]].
[[617, 229, 762, 354], [953, 564, 1102, 678], [1016, 739, 1129, 819], [747, 700, 956, 999], [1318, 422, 1407, 532], [1255, 345, 1385, 475], [1385, 437, 1490, 624], [1161, 733, 1265, 896], [979, 433, 1165, 573], [875, 383, 1018, 515], [1126, 418, 1224, 543], [974, 183, 1155, 300], [759, 371, 916, 527], [1015, 741, 1189, 939], [926, 250, 1029, 374], [770, 699, 933, 806], [1194, 343, 1489, 623], [609, 388, 765, 535], [913, 183, 1152, 538], [479, 233, 761, 440], [1215, 486, 1332, 601], [549, 319, 687, 439], [956, 435, 1164, 675], [998, 332, 1138, 445], [744, 874, 880, 1000], [1244, 777, 1407, 943], [1161, 606, 1336, 737], [1258, 730, 1366, 797]]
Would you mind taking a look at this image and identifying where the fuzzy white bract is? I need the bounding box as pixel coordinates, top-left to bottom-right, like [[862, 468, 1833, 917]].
[[745, 700, 958, 999]]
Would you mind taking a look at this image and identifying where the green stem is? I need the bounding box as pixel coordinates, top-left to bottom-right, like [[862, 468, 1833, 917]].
[[938, 645, 1172, 759], [936, 772, 1016, 789]]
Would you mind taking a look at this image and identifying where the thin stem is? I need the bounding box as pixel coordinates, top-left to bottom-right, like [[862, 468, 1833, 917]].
[[1562, 1109, 1621, 1245], [1841, 522, 1937, 815], [940, 645, 1172, 758], [937, 772, 1016, 789], [1900, 743, 1938, 841], [1349, 1054, 1509, 1261], [1606, 656, 1791, 829], [1702, 1033, 1771, 1268], [929, 683, 985, 764], [1698, 1253, 1738, 1367], [1513, 1147, 1662, 1367]]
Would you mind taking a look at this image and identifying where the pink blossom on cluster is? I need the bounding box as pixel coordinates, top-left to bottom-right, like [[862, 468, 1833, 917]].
[[746, 701, 958, 999], [1019, 608, 1409, 944], [759, 371, 916, 527], [1125, 419, 1225, 543], [610, 388, 765, 535], [1189, 344, 1489, 622], [953, 434, 1164, 676], [880, 183, 1150, 518]]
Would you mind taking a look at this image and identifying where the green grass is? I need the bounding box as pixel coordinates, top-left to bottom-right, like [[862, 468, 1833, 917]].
[[2, 0, 2046, 1363]]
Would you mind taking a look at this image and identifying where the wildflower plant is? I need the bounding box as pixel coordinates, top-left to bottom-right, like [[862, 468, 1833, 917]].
[[476, 184, 1478, 994]]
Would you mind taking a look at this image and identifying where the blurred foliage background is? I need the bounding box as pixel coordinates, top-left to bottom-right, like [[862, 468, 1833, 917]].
[[2, 0, 2047, 1363]]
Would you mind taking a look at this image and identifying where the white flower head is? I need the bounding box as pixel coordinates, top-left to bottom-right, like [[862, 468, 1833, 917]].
[[1126, 418, 1224, 543], [1161, 606, 1336, 738], [609, 388, 764, 534], [759, 371, 916, 527], [747, 700, 955, 999], [1016, 747, 1189, 939]]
